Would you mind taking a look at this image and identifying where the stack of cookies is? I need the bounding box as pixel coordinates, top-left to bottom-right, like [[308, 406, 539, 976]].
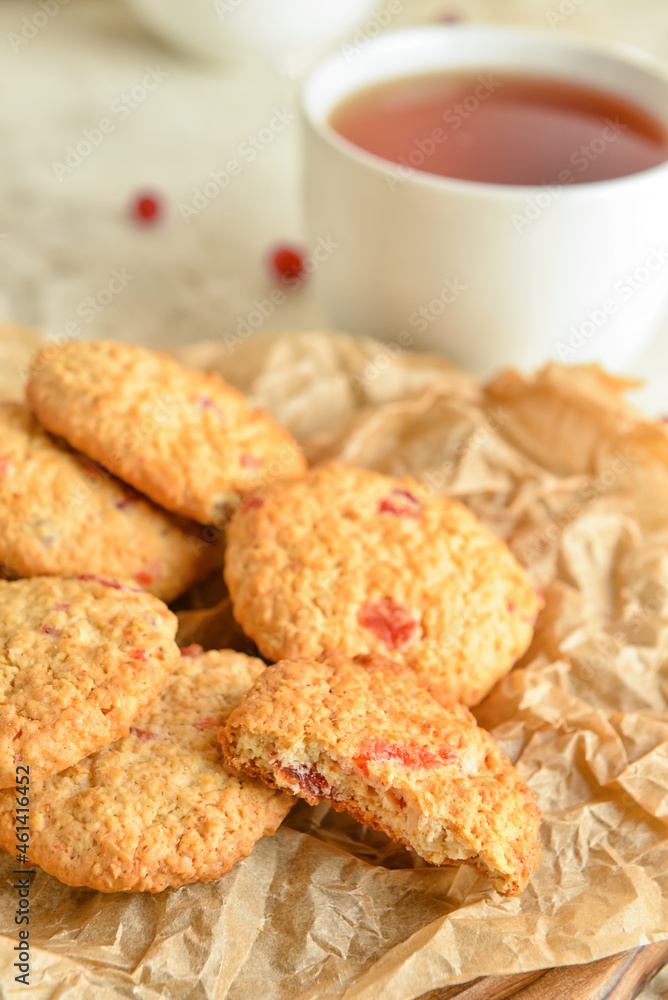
[[0, 339, 543, 897]]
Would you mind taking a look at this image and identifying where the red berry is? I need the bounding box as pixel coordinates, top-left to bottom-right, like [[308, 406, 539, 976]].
[[130, 192, 163, 225], [115, 489, 140, 510], [180, 644, 204, 658], [240, 496, 264, 514], [392, 488, 420, 505], [354, 737, 458, 771], [194, 716, 219, 731], [277, 765, 332, 800], [269, 244, 306, 285], [378, 498, 422, 520], [78, 573, 128, 590], [357, 597, 418, 650], [130, 727, 160, 741]]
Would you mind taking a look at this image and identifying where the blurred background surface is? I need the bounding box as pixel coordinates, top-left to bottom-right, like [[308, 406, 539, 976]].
[[1, 0, 667, 412]]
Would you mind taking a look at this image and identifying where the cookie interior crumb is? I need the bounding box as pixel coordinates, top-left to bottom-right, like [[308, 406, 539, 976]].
[[220, 654, 541, 897]]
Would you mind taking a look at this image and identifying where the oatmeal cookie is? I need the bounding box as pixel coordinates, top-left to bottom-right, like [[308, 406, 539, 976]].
[[220, 652, 541, 896], [26, 340, 306, 524], [0, 649, 294, 892], [0, 575, 179, 786], [0, 403, 214, 601], [224, 464, 542, 705]]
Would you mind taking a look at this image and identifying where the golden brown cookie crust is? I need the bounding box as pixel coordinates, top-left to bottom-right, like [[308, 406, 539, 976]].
[[0, 649, 294, 892], [224, 463, 542, 706], [26, 340, 306, 525], [0, 403, 214, 601], [221, 652, 541, 896], [0, 576, 179, 786]]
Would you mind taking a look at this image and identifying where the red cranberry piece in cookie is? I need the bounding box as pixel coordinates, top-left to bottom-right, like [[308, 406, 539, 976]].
[[77, 574, 142, 593], [192, 396, 225, 419], [355, 737, 459, 771], [134, 558, 161, 588], [358, 597, 418, 650], [378, 498, 421, 519], [40, 625, 62, 637], [240, 496, 264, 514], [130, 727, 160, 741], [194, 716, 219, 731], [378, 487, 422, 520], [115, 487, 142, 511], [276, 764, 333, 801], [392, 487, 420, 505], [180, 644, 204, 657]]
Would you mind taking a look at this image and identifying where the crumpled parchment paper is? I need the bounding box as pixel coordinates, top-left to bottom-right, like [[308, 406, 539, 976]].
[[0, 328, 667, 1000]]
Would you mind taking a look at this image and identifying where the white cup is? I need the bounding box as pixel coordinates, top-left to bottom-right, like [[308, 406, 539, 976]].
[[301, 26, 668, 375]]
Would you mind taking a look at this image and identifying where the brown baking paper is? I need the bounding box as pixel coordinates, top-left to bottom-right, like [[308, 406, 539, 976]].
[[1, 329, 667, 1000]]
